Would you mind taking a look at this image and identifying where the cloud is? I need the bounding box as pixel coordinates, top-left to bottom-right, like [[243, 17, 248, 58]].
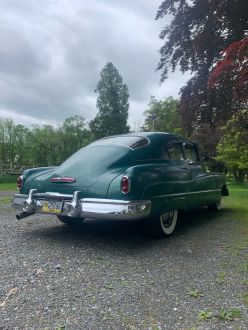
[[0, 0, 189, 128]]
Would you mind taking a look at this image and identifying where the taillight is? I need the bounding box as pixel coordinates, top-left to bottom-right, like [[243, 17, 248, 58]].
[[17, 176, 23, 190], [121, 176, 131, 194]]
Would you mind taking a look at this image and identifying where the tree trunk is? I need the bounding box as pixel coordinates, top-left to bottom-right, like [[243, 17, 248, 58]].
[[233, 169, 246, 183]]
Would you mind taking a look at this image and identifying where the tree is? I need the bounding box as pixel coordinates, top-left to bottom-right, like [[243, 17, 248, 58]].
[[30, 125, 61, 166], [14, 124, 32, 165], [208, 36, 248, 106], [59, 115, 93, 160], [216, 110, 248, 183], [29, 116, 92, 166], [143, 96, 180, 133], [1, 118, 17, 164], [156, 0, 248, 153], [178, 70, 234, 137], [0, 116, 93, 168], [0, 119, 6, 162], [0, 118, 32, 166], [90, 62, 129, 139], [189, 123, 222, 157], [156, 0, 248, 80]]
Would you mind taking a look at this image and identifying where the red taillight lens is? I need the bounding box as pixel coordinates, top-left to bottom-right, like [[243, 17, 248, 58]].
[[17, 176, 23, 190], [121, 176, 130, 194]]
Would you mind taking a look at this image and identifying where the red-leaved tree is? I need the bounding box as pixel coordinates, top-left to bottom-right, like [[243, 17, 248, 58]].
[[208, 37, 248, 105], [156, 0, 248, 155]]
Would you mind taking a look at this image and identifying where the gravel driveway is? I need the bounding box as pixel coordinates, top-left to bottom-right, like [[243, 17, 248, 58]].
[[0, 193, 247, 329]]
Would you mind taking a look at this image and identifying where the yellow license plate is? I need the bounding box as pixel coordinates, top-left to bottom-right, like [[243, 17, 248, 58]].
[[42, 200, 62, 213]]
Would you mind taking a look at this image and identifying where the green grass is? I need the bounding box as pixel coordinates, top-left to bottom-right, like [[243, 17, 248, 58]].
[[0, 175, 18, 190], [0, 175, 18, 183], [226, 179, 248, 209], [188, 289, 204, 298], [198, 310, 213, 320], [224, 179, 248, 240], [222, 180, 248, 231], [0, 182, 17, 191], [216, 308, 241, 321]]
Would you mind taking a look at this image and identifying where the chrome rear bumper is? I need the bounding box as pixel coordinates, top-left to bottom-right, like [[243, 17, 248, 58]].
[[12, 190, 151, 221]]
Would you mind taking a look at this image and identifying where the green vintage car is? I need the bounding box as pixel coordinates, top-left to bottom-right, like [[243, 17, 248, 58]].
[[12, 132, 228, 238]]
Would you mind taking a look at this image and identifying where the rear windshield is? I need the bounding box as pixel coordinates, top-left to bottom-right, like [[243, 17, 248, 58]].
[[90, 136, 149, 150], [58, 145, 130, 174]]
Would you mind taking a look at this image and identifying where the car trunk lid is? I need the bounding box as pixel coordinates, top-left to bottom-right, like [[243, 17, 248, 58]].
[[29, 145, 133, 196]]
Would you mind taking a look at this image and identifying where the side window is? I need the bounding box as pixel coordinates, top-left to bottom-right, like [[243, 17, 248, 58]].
[[184, 144, 198, 161], [165, 143, 184, 160]]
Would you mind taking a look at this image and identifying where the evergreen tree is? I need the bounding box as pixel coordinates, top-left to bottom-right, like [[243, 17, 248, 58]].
[[90, 62, 129, 139]]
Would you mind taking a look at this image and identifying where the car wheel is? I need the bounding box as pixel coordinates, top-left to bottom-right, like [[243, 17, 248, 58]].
[[57, 216, 84, 226], [146, 210, 178, 238], [208, 198, 222, 211]]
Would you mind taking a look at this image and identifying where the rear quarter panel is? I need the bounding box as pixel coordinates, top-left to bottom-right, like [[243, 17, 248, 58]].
[[215, 172, 227, 196], [107, 161, 194, 216], [21, 167, 57, 194]]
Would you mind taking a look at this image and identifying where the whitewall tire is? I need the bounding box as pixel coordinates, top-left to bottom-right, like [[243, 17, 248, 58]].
[[146, 210, 178, 238]]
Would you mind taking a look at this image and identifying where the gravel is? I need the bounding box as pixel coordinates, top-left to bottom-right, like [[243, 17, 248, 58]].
[[0, 193, 247, 329]]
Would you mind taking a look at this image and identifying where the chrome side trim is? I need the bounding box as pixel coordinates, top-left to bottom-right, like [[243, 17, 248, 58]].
[[155, 189, 221, 199], [12, 192, 151, 221], [51, 177, 76, 183]]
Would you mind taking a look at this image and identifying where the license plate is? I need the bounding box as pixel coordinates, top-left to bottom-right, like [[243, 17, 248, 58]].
[[42, 200, 63, 213]]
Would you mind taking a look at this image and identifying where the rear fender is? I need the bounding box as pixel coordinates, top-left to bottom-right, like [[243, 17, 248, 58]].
[[108, 163, 192, 212], [21, 167, 57, 194], [214, 173, 228, 196]]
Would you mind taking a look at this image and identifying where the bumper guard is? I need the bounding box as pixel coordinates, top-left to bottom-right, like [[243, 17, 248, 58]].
[[12, 190, 151, 221]]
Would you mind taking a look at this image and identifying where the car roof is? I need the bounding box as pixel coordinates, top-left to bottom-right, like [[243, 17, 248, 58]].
[[98, 132, 185, 144]]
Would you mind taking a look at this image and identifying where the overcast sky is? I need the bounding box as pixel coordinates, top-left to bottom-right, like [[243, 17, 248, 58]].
[[0, 0, 190, 129]]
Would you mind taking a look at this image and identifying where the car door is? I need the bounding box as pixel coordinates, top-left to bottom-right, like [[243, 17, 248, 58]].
[[183, 143, 217, 206], [164, 141, 197, 210]]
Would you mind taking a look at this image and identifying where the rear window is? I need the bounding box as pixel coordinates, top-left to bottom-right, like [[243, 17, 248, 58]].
[[90, 136, 149, 150], [59, 146, 129, 173]]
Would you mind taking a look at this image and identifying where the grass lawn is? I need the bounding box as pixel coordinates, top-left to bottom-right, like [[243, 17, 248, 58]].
[[221, 180, 248, 306], [224, 180, 248, 249], [218, 180, 248, 252], [0, 175, 18, 190], [0, 182, 17, 190], [225, 180, 248, 221]]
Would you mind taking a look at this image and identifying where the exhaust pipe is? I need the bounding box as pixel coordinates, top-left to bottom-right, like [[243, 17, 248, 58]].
[[16, 211, 33, 220]]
